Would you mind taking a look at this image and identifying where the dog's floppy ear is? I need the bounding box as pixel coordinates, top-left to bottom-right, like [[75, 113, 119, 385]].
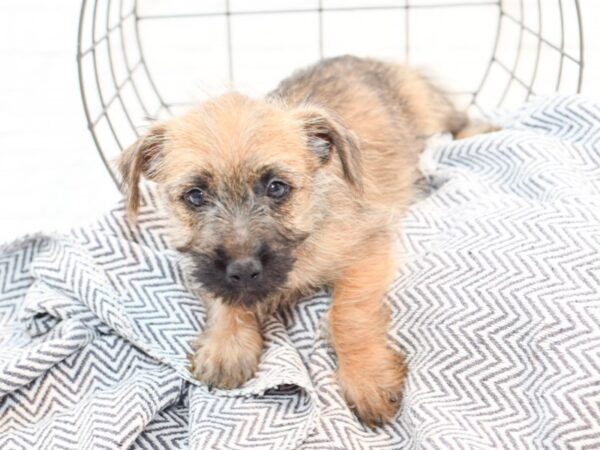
[[295, 107, 363, 193], [118, 124, 166, 220]]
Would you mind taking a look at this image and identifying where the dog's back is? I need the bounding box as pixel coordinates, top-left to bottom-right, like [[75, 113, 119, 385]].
[[269, 55, 482, 208], [270, 55, 468, 137]]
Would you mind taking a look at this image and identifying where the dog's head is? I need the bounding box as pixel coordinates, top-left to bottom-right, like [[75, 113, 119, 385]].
[[119, 93, 362, 307]]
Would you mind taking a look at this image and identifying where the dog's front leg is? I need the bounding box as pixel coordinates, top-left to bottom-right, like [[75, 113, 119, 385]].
[[189, 300, 263, 389], [330, 239, 407, 427]]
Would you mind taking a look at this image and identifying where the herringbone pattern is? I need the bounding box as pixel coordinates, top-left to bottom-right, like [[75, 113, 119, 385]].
[[0, 95, 598, 449]]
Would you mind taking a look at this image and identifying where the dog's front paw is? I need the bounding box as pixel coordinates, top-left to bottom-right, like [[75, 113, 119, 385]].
[[189, 328, 263, 390], [338, 349, 407, 428]]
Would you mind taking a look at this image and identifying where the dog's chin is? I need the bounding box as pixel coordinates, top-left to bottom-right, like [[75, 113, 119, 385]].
[[215, 288, 277, 308], [196, 276, 289, 309]]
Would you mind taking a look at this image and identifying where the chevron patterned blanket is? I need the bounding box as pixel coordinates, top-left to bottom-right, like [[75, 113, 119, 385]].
[[1, 95, 599, 449]]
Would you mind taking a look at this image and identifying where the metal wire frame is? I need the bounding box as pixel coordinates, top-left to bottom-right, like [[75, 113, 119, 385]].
[[77, 0, 584, 188]]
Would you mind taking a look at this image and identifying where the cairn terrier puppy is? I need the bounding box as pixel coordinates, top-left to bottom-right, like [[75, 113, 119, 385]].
[[119, 56, 492, 426]]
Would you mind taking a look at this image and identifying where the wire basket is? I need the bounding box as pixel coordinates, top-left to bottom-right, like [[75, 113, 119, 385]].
[[77, 0, 584, 187]]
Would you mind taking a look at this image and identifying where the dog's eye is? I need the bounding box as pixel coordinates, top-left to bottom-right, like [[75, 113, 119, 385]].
[[183, 188, 205, 208], [266, 181, 290, 200]]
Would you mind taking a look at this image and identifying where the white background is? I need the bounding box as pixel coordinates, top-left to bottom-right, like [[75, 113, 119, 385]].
[[1, 0, 599, 242]]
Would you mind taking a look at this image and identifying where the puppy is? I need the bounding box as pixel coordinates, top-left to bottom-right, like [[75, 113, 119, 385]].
[[119, 56, 493, 427]]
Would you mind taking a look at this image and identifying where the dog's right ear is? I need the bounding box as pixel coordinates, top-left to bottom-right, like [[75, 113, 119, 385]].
[[293, 106, 363, 193], [118, 124, 166, 220]]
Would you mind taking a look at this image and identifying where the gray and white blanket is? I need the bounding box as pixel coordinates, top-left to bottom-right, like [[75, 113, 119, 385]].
[[1, 95, 599, 449]]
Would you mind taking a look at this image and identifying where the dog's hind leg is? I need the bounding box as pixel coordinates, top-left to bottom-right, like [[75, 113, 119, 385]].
[[394, 66, 499, 140]]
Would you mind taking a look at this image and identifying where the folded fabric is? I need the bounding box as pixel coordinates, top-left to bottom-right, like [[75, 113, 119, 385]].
[[0, 95, 598, 449]]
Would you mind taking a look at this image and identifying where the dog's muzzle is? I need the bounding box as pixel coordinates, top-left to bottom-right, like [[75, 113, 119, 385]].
[[188, 242, 295, 307]]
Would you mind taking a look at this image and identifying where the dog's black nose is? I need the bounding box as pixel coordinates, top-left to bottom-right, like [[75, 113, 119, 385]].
[[226, 257, 263, 285]]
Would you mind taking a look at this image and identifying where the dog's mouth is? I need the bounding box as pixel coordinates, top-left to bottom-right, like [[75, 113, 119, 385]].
[[186, 244, 296, 307]]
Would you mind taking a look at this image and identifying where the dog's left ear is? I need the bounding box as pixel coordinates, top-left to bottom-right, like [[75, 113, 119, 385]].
[[294, 107, 363, 193], [117, 124, 166, 220]]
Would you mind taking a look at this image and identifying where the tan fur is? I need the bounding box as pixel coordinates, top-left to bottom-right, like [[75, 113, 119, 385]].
[[189, 300, 262, 389], [330, 234, 407, 427], [118, 55, 496, 426]]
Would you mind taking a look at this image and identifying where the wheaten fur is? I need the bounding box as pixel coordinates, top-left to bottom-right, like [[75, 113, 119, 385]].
[[119, 55, 495, 427]]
